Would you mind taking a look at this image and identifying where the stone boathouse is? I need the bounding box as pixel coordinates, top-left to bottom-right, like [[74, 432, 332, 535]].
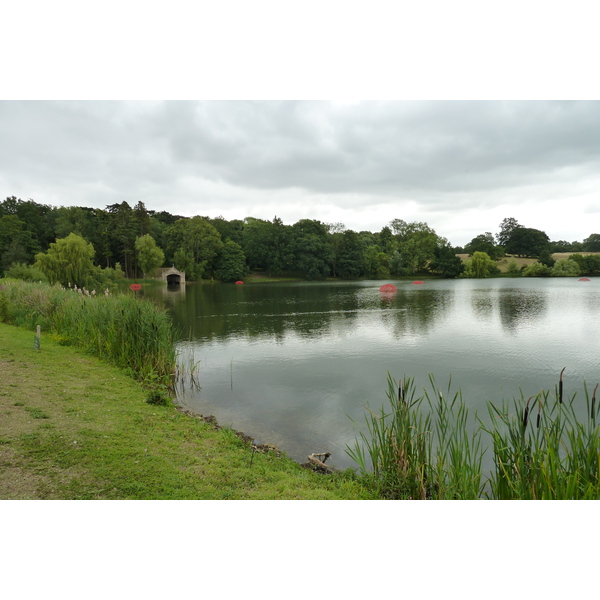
[[156, 266, 186, 285]]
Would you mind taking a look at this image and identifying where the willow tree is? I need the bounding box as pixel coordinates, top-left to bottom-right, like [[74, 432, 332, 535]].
[[463, 251, 498, 278], [135, 234, 165, 278], [34, 233, 96, 287]]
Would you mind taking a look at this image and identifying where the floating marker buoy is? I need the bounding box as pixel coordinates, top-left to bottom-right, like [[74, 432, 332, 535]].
[[129, 283, 142, 292], [235, 281, 244, 285], [412, 281, 424, 285], [379, 284, 397, 293], [579, 278, 591, 281]]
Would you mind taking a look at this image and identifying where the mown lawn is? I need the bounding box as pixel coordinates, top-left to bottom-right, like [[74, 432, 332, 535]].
[[0, 323, 375, 500]]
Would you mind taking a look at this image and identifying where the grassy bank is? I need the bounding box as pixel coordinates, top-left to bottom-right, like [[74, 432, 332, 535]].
[[0, 280, 176, 388], [0, 322, 375, 499]]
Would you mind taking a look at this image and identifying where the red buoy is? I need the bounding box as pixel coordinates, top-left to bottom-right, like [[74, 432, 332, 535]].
[[412, 281, 424, 285], [379, 284, 397, 293], [235, 281, 244, 285], [129, 283, 142, 292], [579, 278, 591, 281]]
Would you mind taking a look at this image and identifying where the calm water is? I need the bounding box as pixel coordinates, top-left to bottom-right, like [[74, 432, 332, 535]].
[[147, 278, 600, 470]]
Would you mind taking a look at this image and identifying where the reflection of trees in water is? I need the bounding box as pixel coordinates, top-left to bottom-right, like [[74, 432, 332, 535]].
[[163, 283, 364, 342], [498, 290, 547, 333], [383, 289, 454, 337], [471, 290, 494, 319], [147, 282, 455, 342]]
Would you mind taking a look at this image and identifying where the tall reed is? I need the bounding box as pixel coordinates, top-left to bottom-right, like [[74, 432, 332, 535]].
[[348, 370, 600, 500], [346, 374, 484, 499], [0, 280, 176, 388], [482, 381, 600, 499]]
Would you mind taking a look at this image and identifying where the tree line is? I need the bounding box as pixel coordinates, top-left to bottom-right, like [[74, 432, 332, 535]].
[[1, 196, 599, 284]]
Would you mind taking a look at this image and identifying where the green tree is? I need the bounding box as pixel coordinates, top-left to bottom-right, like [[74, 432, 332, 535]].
[[133, 201, 152, 237], [0, 214, 39, 274], [550, 240, 578, 253], [166, 217, 223, 281], [241, 216, 293, 275], [377, 226, 395, 254], [327, 222, 346, 278], [389, 219, 443, 274], [90, 208, 115, 268], [291, 219, 332, 279], [336, 230, 364, 278], [215, 240, 248, 282], [210, 216, 245, 246], [505, 227, 550, 258], [362, 245, 390, 278], [582, 233, 600, 252], [106, 202, 139, 277], [34, 233, 96, 287], [242, 217, 275, 271], [429, 245, 464, 278], [54, 206, 94, 240], [0, 196, 54, 251], [465, 232, 504, 260], [496, 217, 521, 247], [135, 234, 165, 278]]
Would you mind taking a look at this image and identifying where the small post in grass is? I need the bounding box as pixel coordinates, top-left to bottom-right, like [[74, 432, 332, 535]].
[[34, 325, 41, 351]]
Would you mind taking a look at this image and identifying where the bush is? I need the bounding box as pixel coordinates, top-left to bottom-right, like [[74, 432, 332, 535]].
[[505, 259, 521, 276], [4, 263, 48, 282], [570, 253, 600, 275], [522, 262, 551, 277], [551, 258, 581, 277]]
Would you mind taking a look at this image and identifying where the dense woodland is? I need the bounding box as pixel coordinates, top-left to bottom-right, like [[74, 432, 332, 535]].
[[1, 196, 600, 285]]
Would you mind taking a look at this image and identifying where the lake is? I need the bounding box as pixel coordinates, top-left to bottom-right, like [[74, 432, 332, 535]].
[[146, 277, 600, 470]]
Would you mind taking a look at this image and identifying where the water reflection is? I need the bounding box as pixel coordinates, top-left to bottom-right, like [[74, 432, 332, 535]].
[[471, 290, 494, 319], [144, 278, 600, 470], [160, 282, 454, 343], [498, 289, 547, 333], [383, 289, 454, 338]]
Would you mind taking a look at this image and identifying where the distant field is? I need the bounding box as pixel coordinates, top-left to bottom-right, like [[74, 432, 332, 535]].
[[457, 252, 600, 273]]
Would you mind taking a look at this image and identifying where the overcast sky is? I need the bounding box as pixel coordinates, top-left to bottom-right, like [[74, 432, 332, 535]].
[[0, 101, 600, 245], [2, 100, 599, 246], [3, 4, 600, 249]]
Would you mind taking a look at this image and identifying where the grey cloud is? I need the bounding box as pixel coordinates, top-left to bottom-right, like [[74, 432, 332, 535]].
[[1, 100, 600, 245], [151, 100, 600, 197]]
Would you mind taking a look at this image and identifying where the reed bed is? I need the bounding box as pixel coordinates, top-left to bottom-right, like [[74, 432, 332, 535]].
[[347, 371, 600, 500], [0, 280, 176, 388]]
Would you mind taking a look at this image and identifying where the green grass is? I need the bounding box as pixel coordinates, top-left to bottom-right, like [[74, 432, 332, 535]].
[[0, 322, 375, 500]]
